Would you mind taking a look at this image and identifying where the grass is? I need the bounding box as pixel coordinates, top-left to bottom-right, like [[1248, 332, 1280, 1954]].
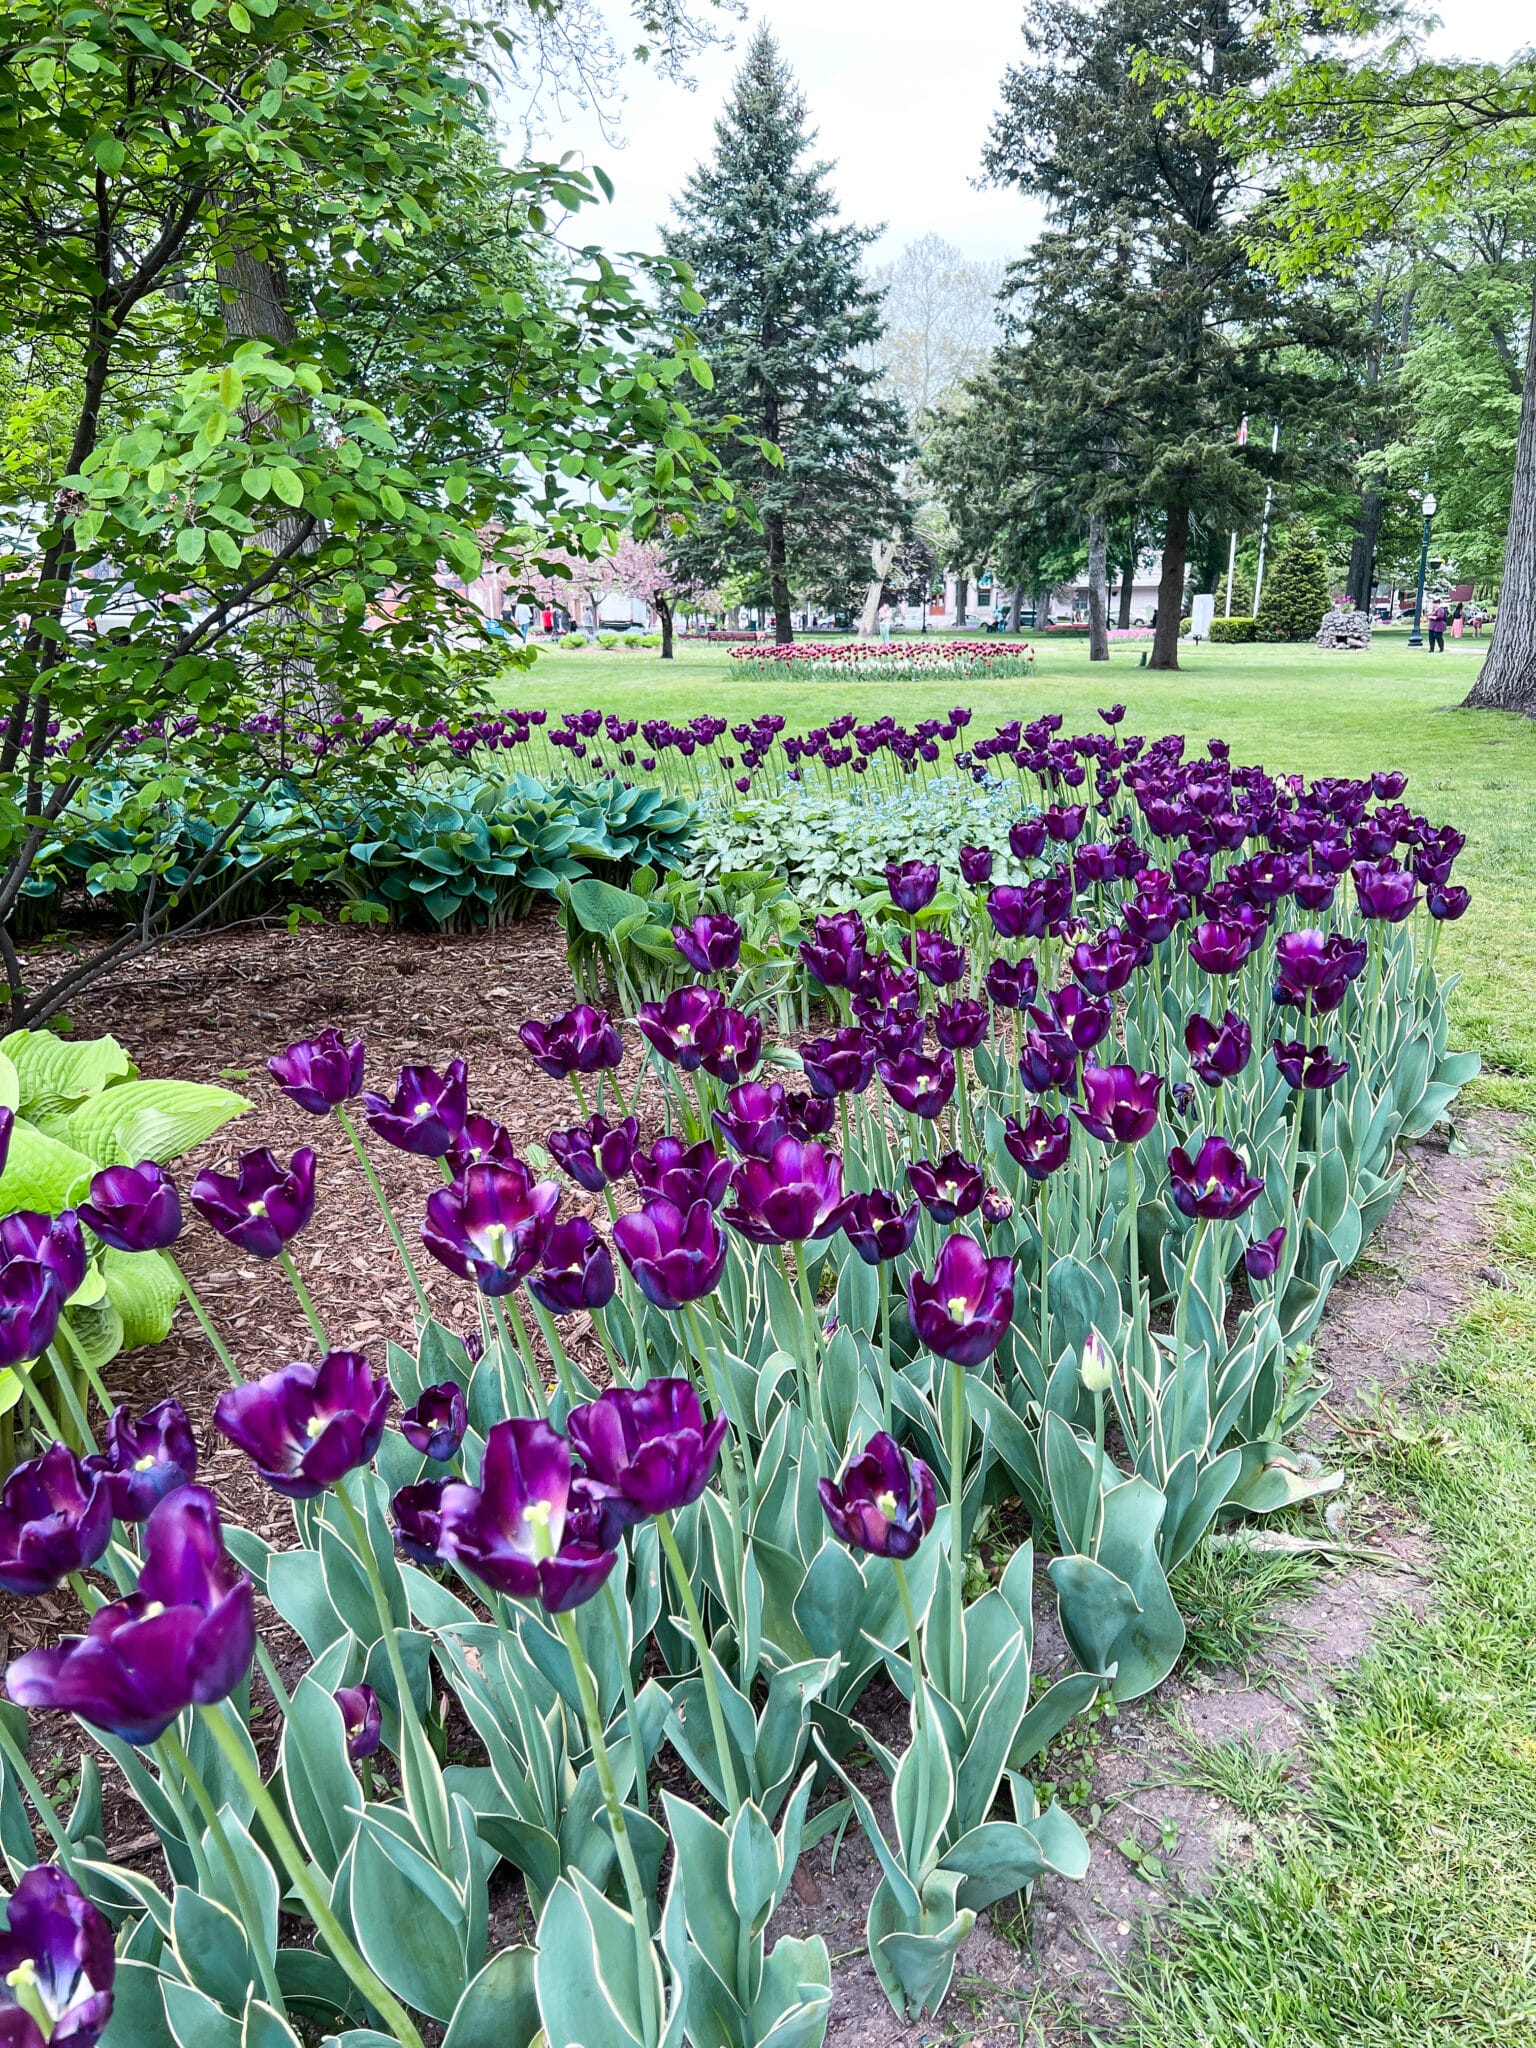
[[505, 630, 1536, 1111], [1170, 1542, 1325, 1675], [1102, 1135, 1536, 2048]]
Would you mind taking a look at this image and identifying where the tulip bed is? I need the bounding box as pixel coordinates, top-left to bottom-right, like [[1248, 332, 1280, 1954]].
[[729, 641, 1037, 683], [0, 715, 1479, 2048]]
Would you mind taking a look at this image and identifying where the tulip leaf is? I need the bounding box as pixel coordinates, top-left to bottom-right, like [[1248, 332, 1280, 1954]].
[[170, 1887, 257, 2016], [162, 1972, 243, 2048], [98, 1958, 179, 2048], [240, 1997, 302, 2048], [65, 1076, 251, 1166], [349, 1809, 475, 2023], [102, 1245, 181, 1349], [442, 1946, 541, 2048]]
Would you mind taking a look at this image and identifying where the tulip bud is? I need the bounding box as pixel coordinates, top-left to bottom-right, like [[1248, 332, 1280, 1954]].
[[1079, 1330, 1115, 1394]]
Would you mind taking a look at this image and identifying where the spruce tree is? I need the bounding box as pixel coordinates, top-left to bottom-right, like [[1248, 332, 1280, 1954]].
[[1255, 523, 1334, 641], [663, 29, 907, 641]]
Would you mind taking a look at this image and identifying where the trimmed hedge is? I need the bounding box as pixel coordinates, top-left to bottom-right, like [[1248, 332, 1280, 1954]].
[[1180, 615, 1257, 643]]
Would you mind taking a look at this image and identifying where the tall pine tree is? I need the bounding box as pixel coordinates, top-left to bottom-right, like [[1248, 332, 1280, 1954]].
[[984, 0, 1368, 670], [664, 29, 907, 641]]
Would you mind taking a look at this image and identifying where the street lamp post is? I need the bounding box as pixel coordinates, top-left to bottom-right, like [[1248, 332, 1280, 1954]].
[[1407, 492, 1438, 648]]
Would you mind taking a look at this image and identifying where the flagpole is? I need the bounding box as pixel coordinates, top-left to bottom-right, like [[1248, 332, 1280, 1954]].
[[1252, 423, 1280, 616]]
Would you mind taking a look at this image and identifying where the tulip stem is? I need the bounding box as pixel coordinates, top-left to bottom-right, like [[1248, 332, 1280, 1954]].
[[500, 1291, 548, 1418], [42, 1344, 96, 1454], [602, 1577, 646, 1818], [1170, 1217, 1209, 1464], [791, 1248, 832, 1473], [168, 1258, 242, 1387], [656, 1513, 744, 1815], [891, 1558, 926, 1729], [12, 1359, 68, 1450], [1123, 1142, 1142, 1376], [946, 1358, 968, 1702], [336, 1106, 434, 1323], [688, 1299, 756, 1523], [159, 1726, 287, 2014], [553, 1608, 661, 2047], [1082, 1386, 1107, 1558], [149, 1737, 217, 1895], [52, 1318, 113, 1424], [877, 1260, 892, 1433], [200, 1701, 427, 2048], [1038, 1175, 1051, 1376], [0, 1717, 80, 1878], [527, 1295, 581, 1411], [278, 1250, 328, 1351], [334, 1480, 450, 1866]]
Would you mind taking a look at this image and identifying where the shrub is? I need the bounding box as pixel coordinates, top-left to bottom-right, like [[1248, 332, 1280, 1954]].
[[1255, 524, 1333, 641], [1181, 615, 1257, 642], [558, 631, 590, 649], [597, 631, 621, 648]]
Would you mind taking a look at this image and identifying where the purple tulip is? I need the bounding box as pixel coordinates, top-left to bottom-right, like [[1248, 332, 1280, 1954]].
[[6, 1485, 255, 1744], [1428, 883, 1470, 921], [1351, 859, 1418, 922], [672, 914, 742, 974], [877, 1048, 956, 1119], [1044, 803, 1087, 844], [725, 1139, 851, 1246], [548, 1114, 638, 1192], [400, 1381, 468, 1461], [959, 845, 994, 885], [0, 1443, 113, 1597], [429, 1417, 616, 1612], [886, 860, 939, 913], [1099, 703, 1125, 726], [0, 1260, 62, 1372], [422, 1161, 559, 1296], [77, 1162, 183, 1254], [84, 1400, 198, 1523], [613, 1198, 728, 1309], [567, 1378, 727, 1527], [519, 1006, 624, 1079], [1294, 870, 1337, 913], [799, 911, 867, 989], [843, 1189, 921, 1265], [0, 1212, 86, 1303], [1041, 985, 1111, 1053], [699, 1006, 762, 1084], [1168, 1136, 1265, 1220], [393, 1478, 448, 1566], [1071, 927, 1142, 996], [1003, 1107, 1072, 1180], [981, 1186, 1014, 1225], [1017, 1025, 1079, 1096], [632, 1135, 733, 1210], [188, 1146, 316, 1259], [1188, 921, 1260, 975], [907, 1233, 1016, 1367], [1073, 1064, 1164, 1145], [985, 956, 1040, 1011], [987, 886, 1034, 940], [784, 1088, 836, 1140], [907, 1151, 984, 1224], [527, 1217, 617, 1313], [335, 1683, 383, 1763], [445, 1114, 522, 1178], [1244, 1225, 1287, 1282], [910, 929, 966, 988], [636, 986, 723, 1073], [818, 1432, 937, 1559], [360, 1060, 469, 1156], [1271, 1041, 1350, 1090], [268, 1029, 365, 1113], [1009, 817, 1047, 861], [0, 1865, 114, 2048], [713, 1081, 792, 1159], [1184, 1010, 1252, 1086], [934, 998, 989, 1051], [214, 1350, 392, 1498], [799, 1027, 876, 1099]]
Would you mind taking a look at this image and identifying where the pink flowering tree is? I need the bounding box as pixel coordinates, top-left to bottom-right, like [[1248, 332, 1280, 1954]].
[[609, 536, 715, 658]]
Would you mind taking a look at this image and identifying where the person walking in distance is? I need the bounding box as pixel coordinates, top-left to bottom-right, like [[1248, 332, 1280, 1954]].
[[1427, 598, 1449, 653], [1450, 599, 1465, 641]]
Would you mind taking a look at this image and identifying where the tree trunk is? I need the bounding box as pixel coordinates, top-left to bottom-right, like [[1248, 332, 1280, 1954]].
[[1464, 272, 1536, 713], [952, 574, 967, 627], [859, 537, 898, 637], [1116, 546, 1135, 630], [1086, 514, 1109, 661], [657, 595, 674, 660], [1346, 491, 1383, 611], [1006, 585, 1022, 631], [765, 511, 793, 644], [1149, 505, 1189, 671]]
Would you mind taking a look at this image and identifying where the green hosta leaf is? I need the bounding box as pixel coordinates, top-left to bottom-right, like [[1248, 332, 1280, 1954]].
[[0, 1119, 100, 1215], [102, 1248, 181, 1350], [0, 1054, 18, 1113], [1, 1029, 136, 1116], [65, 1078, 251, 1166], [563, 876, 648, 938], [61, 1294, 126, 1376]]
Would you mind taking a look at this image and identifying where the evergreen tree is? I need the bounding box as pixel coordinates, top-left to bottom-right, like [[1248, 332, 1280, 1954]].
[[663, 29, 907, 641], [1255, 523, 1334, 640], [983, 0, 1368, 671]]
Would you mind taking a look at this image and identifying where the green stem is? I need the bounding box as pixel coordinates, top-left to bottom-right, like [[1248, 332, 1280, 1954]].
[[336, 1105, 433, 1323], [1038, 1173, 1052, 1375], [791, 1247, 831, 1472], [0, 1719, 80, 1876], [334, 1482, 449, 1865], [41, 1346, 95, 1452], [946, 1357, 968, 1702], [52, 1317, 113, 1421], [200, 1701, 426, 2048], [877, 1260, 892, 1433], [656, 1513, 743, 1813], [1169, 1217, 1209, 1467], [687, 1299, 755, 1525], [602, 1578, 646, 1818], [891, 1557, 926, 1727], [553, 1610, 660, 2047], [168, 1256, 242, 1387], [1123, 1141, 1141, 1375], [527, 1295, 580, 1410], [1083, 1386, 1106, 1558], [278, 1250, 328, 1350], [150, 1735, 217, 1895], [488, 1296, 536, 1417], [159, 1727, 286, 2013], [501, 1290, 549, 1417], [11, 1360, 67, 1446]]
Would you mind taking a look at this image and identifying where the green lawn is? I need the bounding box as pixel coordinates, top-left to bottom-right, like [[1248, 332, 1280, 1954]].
[[509, 632, 1536, 1111]]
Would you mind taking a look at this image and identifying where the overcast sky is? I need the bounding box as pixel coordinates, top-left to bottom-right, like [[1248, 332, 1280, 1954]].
[[514, 0, 1534, 268]]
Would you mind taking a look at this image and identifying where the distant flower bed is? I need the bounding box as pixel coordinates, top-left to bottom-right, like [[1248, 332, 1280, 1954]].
[[1038, 624, 1153, 640], [731, 639, 1036, 681]]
